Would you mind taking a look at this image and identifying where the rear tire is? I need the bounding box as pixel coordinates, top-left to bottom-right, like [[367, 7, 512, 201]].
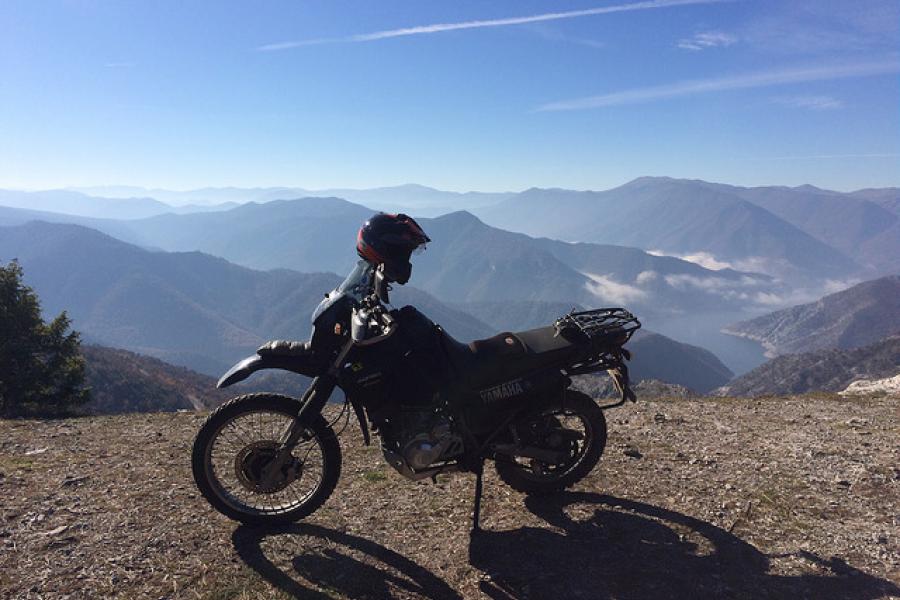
[[495, 390, 607, 494], [191, 393, 341, 525]]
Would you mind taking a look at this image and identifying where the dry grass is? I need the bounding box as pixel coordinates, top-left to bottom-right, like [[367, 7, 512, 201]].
[[0, 395, 898, 599]]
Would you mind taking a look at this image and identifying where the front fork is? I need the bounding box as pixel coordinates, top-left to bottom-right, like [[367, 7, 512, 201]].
[[256, 374, 337, 487], [260, 339, 352, 486]]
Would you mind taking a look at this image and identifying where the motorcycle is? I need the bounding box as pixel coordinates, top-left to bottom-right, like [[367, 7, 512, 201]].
[[191, 260, 640, 530]]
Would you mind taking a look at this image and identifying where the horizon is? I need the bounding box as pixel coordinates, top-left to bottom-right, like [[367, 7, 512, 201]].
[[5, 174, 899, 197], [3, 0, 899, 192]]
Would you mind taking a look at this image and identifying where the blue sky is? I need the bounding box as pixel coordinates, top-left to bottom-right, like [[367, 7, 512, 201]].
[[2, 0, 898, 192]]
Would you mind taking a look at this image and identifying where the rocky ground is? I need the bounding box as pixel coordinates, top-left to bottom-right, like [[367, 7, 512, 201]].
[[1, 394, 898, 599]]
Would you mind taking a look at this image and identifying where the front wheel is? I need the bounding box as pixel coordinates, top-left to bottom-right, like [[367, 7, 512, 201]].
[[495, 390, 607, 494], [191, 393, 341, 525]]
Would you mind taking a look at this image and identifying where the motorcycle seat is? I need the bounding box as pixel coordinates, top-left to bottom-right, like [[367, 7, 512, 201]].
[[441, 326, 581, 390]]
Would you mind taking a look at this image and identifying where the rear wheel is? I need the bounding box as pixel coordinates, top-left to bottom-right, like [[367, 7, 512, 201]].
[[495, 390, 607, 494], [191, 393, 341, 525]]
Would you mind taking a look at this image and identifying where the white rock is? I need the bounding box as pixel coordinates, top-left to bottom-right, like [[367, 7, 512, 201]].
[[839, 374, 900, 397]]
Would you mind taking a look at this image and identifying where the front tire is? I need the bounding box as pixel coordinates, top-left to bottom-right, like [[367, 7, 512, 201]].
[[191, 393, 341, 525], [495, 390, 607, 494]]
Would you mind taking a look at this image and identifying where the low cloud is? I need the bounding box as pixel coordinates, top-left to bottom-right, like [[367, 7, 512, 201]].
[[583, 272, 648, 304], [649, 250, 734, 271], [745, 278, 861, 308], [677, 31, 737, 50], [636, 270, 659, 284], [647, 249, 781, 276], [664, 273, 740, 291]]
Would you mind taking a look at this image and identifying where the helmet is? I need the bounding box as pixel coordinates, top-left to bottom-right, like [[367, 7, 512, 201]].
[[356, 213, 430, 284]]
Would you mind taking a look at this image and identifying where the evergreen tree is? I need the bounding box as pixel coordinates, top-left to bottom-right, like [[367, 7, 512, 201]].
[[0, 260, 89, 417]]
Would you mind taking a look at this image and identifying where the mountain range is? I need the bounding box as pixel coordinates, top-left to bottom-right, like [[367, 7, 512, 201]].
[[1, 221, 736, 394], [475, 177, 868, 279], [7, 176, 898, 282], [5, 176, 898, 388], [0, 189, 230, 220], [0, 221, 491, 375], [0, 198, 776, 319], [69, 183, 512, 217], [724, 275, 900, 357]]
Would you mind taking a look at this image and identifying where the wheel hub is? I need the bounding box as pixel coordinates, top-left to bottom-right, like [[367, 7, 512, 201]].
[[234, 441, 301, 494]]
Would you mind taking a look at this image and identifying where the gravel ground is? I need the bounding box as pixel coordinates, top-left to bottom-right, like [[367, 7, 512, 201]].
[[0, 394, 898, 599]]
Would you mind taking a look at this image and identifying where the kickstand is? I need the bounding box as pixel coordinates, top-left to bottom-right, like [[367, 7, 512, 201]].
[[472, 461, 484, 534]]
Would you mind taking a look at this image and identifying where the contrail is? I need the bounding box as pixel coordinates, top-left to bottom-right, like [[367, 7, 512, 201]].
[[537, 60, 900, 111], [755, 153, 900, 161], [257, 0, 724, 51]]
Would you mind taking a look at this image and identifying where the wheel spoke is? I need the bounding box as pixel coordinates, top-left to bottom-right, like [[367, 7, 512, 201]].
[[204, 409, 328, 515]]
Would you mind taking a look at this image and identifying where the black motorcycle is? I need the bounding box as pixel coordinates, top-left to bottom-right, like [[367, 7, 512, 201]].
[[191, 260, 640, 529]]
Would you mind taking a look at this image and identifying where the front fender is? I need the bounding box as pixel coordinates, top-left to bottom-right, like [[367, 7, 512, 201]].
[[217, 355, 266, 388], [217, 350, 321, 389]]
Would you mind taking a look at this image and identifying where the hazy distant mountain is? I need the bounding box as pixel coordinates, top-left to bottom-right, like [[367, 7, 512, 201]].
[[0, 189, 238, 219], [412, 211, 593, 304], [703, 182, 900, 276], [849, 188, 900, 215], [724, 275, 900, 356], [714, 336, 900, 397], [38, 179, 900, 278], [7, 198, 777, 317], [91, 196, 374, 273], [69, 185, 287, 206], [415, 211, 776, 312], [1, 221, 740, 395], [0, 221, 493, 375], [303, 184, 514, 216], [71, 183, 513, 216], [0, 189, 172, 220], [475, 177, 860, 279], [0, 205, 144, 242]]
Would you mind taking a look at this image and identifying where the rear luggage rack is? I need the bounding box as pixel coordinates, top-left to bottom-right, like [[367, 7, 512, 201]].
[[554, 307, 641, 351], [555, 308, 641, 405]]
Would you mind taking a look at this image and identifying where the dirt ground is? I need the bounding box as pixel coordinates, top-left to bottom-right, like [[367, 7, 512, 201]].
[[1, 394, 898, 599]]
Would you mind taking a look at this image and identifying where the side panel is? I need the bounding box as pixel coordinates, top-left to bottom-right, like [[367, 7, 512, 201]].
[[461, 368, 568, 434]]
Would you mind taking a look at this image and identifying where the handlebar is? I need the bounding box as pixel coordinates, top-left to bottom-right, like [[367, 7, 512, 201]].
[[351, 296, 397, 346]]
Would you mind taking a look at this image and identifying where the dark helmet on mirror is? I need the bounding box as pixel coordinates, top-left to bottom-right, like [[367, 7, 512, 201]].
[[356, 213, 430, 284]]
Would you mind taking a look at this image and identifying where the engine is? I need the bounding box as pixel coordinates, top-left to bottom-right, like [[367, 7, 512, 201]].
[[379, 408, 464, 480]]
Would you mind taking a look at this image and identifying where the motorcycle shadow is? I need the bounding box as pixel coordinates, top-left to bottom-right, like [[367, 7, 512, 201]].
[[232, 522, 463, 600], [470, 492, 899, 600]]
